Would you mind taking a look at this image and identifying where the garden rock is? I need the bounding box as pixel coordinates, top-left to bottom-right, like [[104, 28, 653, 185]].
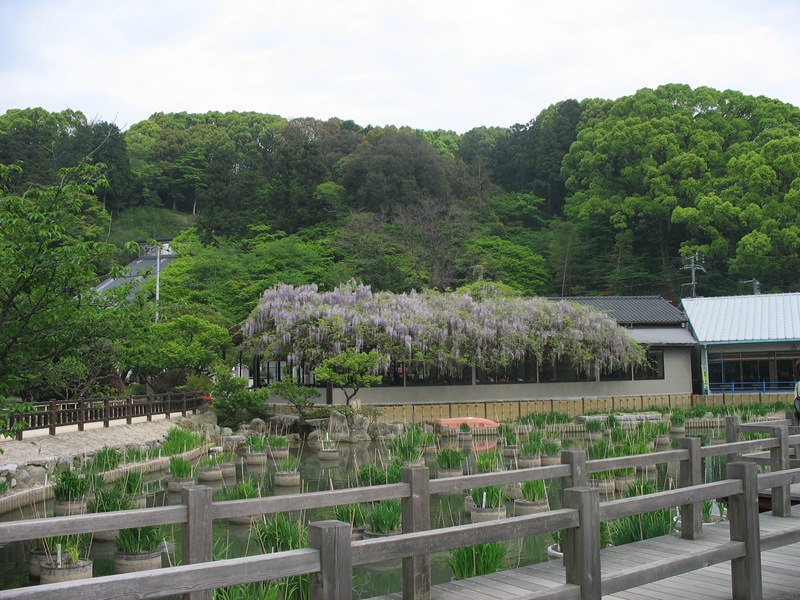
[[328, 411, 350, 442]]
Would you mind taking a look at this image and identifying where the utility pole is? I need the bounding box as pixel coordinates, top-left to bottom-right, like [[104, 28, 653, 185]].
[[741, 278, 761, 295], [681, 253, 706, 298]]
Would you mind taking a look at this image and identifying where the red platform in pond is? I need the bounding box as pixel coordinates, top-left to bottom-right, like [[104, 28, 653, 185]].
[[435, 417, 498, 429]]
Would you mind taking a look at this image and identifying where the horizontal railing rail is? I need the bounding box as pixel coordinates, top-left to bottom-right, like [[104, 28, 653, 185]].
[[0, 416, 797, 600]]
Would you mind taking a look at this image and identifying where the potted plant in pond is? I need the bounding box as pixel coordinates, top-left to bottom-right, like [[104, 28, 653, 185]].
[[457, 422, 473, 443], [436, 447, 465, 478], [470, 485, 507, 522], [421, 431, 437, 455], [365, 500, 402, 537], [514, 479, 549, 516], [217, 452, 237, 478], [52, 467, 90, 516], [88, 481, 134, 541], [584, 418, 603, 440], [317, 433, 340, 461], [114, 525, 165, 573], [669, 409, 686, 434], [274, 455, 301, 487], [266, 435, 290, 460], [246, 435, 269, 467], [196, 454, 224, 482], [497, 423, 518, 457], [476, 449, 504, 473], [122, 469, 149, 508], [38, 534, 93, 583], [654, 421, 670, 446], [518, 431, 543, 468], [217, 477, 264, 524], [540, 437, 561, 466], [166, 456, 194, 492], [334, 503, 367, 540]]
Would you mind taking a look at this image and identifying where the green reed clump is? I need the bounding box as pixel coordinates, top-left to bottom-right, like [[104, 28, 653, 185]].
[[470, 485, 505, 509], [168, 456, 193, 478], [368, 500, 402, 534], [436, 447, 465, 470], [607, 480, 673, 546], [161, 428, 206, 455], [448, 542, 507, 580]]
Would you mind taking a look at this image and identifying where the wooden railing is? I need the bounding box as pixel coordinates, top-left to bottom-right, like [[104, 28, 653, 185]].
[[0, 416, 799, 600], [10, 392, 206, 439]]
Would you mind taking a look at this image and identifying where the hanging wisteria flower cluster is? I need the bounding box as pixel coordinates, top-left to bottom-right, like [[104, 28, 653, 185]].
[[242, 281, 645, 376]]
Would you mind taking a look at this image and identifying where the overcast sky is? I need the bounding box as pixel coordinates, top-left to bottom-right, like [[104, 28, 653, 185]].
[[2, 0, 799, 133]]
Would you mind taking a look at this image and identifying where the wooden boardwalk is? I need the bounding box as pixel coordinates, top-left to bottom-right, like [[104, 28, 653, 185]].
[[369, 507, 800, 600]]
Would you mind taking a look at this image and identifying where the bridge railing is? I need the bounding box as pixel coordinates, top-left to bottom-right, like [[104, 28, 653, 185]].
[[9, 391, 206, 439], [0, 417, 798, 600]]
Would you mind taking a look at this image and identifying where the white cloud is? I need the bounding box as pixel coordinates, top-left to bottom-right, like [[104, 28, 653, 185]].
[[2, 0, 799, 132]]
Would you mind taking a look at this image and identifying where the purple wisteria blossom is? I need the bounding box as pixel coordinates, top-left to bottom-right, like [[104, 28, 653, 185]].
[[242, 281, 645, 375]]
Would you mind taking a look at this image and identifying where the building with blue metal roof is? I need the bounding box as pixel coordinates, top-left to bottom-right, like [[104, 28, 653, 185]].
[[681, 293, 800, 394]]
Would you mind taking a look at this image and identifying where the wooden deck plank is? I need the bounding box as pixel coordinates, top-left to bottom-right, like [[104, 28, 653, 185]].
[[366, 506, 800, 600]]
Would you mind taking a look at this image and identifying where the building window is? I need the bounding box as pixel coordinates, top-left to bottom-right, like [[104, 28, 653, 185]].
[[634, 350, 664, 380]]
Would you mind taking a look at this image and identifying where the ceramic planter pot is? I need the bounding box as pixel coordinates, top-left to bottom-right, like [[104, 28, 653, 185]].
[[513, 498, 549, 516], [589, 477, 615, 495], [267, 446, 290, 461], [28, 548, 48, 578], [436, 467, 463, 478], [53, 498, 87, 516], [197, 466, 224, 482], [114, 549, 162, 574], [317, 448, 340, 461], [246, 452, 268, 466], [274, 471, 300, 487], [166, 475, 194, 493], [39, 558, 93, 584], [470, 506, 507, 522], [518, 455, 541, 468]]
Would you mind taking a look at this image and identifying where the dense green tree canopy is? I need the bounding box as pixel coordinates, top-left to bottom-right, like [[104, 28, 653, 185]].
[[3, 83, 800, 402]]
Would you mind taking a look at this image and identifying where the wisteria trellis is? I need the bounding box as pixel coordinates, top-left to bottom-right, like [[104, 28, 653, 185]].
[[242, 281, 645, 377]]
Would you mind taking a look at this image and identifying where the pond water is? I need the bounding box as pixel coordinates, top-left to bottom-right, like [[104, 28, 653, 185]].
[[0, 431, 728, 598]]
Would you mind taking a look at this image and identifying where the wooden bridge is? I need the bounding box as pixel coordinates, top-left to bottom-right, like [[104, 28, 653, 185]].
[[1, 416, 799, 600]]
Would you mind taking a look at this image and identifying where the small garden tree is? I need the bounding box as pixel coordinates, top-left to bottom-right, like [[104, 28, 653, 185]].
[[315, 348, 384, 406]]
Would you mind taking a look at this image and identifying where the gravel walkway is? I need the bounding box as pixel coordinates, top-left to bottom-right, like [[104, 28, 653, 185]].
[[0, 418, 185, 468]]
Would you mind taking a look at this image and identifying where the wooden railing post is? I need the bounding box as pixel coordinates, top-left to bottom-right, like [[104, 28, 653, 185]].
[[181, 485, 213, 600], [726, 415, 742, 465], [727, 461, 762, 600], [77, 399, 85, 432], [103, 397, 110, 428], [126, 395, 133, 425], [563, 486, 601, 600], [308, 520, 352, 600], [402, 465, 431, 600], [49, 399, 57, 435], [769, 424, 790, 517], [678, 436, 703, 539], [560, 449, 587, 506]]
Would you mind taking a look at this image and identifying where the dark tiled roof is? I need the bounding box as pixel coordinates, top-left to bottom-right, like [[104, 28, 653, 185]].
[[552, 296, 687, 326]]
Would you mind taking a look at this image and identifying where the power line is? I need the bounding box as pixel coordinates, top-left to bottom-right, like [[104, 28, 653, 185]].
[[681, 253, 706, 298]]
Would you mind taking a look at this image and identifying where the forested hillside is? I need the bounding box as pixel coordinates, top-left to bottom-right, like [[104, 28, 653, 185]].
[[3, 83, 800, 328]]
